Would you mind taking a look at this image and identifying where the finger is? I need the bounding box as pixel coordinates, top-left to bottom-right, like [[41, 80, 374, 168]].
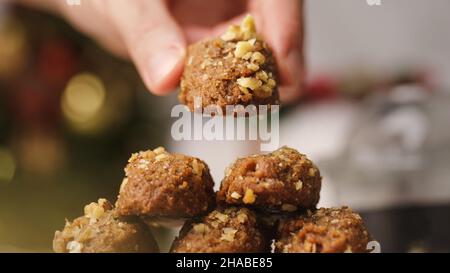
[[105, 0, 187, 95], [183, 25, 212, 44], [57, 0, 129, 58], [250, 0, 305, 102], [169, 0, 246, 27], [278, 80, 305, 103], [210, 14, 249, 37]]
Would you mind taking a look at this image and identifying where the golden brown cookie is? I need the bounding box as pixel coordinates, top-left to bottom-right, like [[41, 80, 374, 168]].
[[116, 147, 215, 219], [179, 15, 279, 113], [53, 199, 159, 253], [171, 207, 268, 253], [217, 146, 321, 212], [275, 207, 372, 253]]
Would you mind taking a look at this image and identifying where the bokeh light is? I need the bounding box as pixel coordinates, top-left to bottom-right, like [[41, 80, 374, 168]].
[[61, 73, 106, 131], [0, 16, 28, 80], [0, 147, 16, 184]]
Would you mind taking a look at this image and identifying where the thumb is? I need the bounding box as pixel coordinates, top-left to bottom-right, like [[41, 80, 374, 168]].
[[105, 0, 186, 95], [251, 0, 305, 102]]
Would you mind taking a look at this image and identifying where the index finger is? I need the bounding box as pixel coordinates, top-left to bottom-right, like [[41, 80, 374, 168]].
[[250, 0, 305, 102]]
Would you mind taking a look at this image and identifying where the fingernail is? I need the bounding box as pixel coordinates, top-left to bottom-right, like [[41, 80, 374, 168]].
[[146, 46, 185, 89]]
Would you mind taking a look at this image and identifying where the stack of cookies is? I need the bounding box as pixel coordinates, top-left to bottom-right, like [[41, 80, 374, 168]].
[[53, 146, 373, 253]]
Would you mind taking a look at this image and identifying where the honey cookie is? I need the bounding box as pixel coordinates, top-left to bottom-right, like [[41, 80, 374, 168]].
[[116, 147, 215, 219], [179, 15, 279, 113], [53, 199, 159, 253], [275, 207, 372, 253], [217, 146, 321, 212], [171, 207, 268, 253]]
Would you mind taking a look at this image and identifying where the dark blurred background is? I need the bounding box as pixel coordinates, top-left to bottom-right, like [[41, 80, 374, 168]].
[[0, 5, 176, 251], [1, 1, 450, 252]]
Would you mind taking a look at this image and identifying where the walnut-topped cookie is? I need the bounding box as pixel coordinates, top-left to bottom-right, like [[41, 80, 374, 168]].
[[179, 15, 279, 113], [275, 207, 372, 253], [171, 207, 268, 253], [53, 199, 159, 253], [116, 147, 215, 219], [217, 146, 322, 212]]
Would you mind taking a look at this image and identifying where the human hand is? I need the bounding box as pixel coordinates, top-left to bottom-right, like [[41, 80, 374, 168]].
[[24, 0, 304, 102]]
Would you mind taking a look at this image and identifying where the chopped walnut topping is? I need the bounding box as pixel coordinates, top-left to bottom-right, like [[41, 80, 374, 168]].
[[243, 189, 256, 204], [141, 151, 156, 161], [66, 241, 83, 253], [84, 199, 110, 223], [256, 71, 269, 82], [247, 63, 260, 71], [219, 15, 277, 98], [237, 213, 248, 224], [231, 191, 242, 199], [137, 159, 149, 169], [215, 212, 230, 223], [330, 219, 339, 224], [237, 77, 262, 91], [97, 198, 112, 210], [240, 15, 257, 40], [234, 41, 255, 58], [295, 181, 303, 191], [154, 153, 169, 161], [153, 147, 166, 155], [242, 52, 253, 60], [267, 79, 276, 88], [128, 153, 139, 163], [210, 221, 220, 229], [281, 204, 298, 212], [221, 25, 242, 41], [238, 61, 275, 96], [220, 228, 238, 242], [192, 159, 204, 176], [308, 168, 317, 177], [193, 223, 210, 234], [221, 15, 257, 42], [254, 77, 276, 98], [251, 52, 266, 64]]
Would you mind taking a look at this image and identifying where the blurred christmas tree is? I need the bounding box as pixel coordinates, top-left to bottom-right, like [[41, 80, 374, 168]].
[[0, 6, 174, 251]]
